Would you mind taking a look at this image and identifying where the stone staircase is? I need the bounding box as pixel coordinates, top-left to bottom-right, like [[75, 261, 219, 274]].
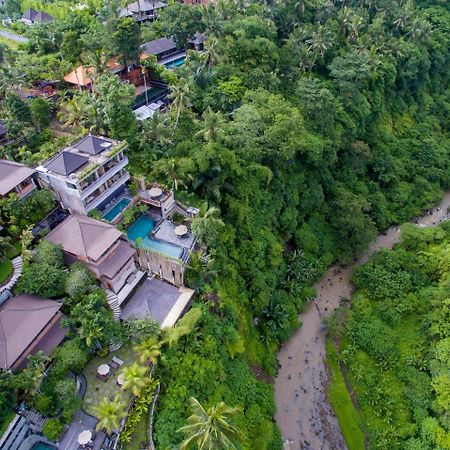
[[21, 407, 46, 431], [0, 256, 23, 294], [106, 291, 121, 320]]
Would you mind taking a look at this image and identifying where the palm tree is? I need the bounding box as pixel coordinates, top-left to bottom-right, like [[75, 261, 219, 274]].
[[197, 37, 219, 75], [120, 362, 149, 396], [161, 158, 185, 192], [94, 395, 126, 435], [169, 83, 192, 129], [306, 25, 335, 59], [57, 96, 87, 130], [195, 107, 224, 143], [0, 66, 26, 98], [178, 397, 242, 450], [133, 336, 162, 366], [27, 351, 50, 374]]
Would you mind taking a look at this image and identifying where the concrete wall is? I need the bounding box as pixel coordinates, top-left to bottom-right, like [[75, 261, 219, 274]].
[[37, 174, 86, 214], [137, 249, 184, 287]]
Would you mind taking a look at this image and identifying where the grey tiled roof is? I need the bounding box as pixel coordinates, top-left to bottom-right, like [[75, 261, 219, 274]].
[[22, 8, 53, 22], [141, 37, 176, 57], [45, 151, 88, 176], [72, 135, 115, 156]]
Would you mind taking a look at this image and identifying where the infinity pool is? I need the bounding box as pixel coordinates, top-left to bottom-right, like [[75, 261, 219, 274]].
[[127, 216, 183, 259], [165, 56, 185, 69], [103, 197, 131, 222]]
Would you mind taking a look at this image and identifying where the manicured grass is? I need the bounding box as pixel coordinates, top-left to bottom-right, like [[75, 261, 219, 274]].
[[123, 410, 149, 450], [0, 35, 18, 50], [0, 411, 16, 438], [82, 346, 136, 417], [0, 260, 13, 284], [326, 339, 366, 450]]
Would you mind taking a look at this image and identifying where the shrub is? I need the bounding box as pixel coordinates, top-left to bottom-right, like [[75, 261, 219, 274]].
[[42, 418, 64, 442]]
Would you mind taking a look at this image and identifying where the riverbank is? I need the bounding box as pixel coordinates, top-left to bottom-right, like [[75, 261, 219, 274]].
[[275, 192, 450, 450]]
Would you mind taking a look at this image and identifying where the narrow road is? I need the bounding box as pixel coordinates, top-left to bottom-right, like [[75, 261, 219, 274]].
[[275, 193, 450, 450], [0, 30, 28, 43]]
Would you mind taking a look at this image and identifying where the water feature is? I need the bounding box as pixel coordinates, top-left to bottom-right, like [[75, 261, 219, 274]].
[[275, 193, 450, 450], [127, 215, 183, 260], [102, 197, 131, 222]]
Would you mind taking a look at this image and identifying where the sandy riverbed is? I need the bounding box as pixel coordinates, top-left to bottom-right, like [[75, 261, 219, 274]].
[[274, 193, 450, 450]]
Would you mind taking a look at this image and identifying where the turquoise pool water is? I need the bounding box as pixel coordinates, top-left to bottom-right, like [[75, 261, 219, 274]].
[[127, 216, 183, 259], [103, 197, 131, 222], [32, 443, 56, 450], [165, 56, 185, 69]]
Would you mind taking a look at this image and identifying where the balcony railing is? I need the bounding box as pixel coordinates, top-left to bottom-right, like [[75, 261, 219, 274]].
[[16, 181, 36, 199], [85, 172, 130, 212], [81, 157, 128, 199]]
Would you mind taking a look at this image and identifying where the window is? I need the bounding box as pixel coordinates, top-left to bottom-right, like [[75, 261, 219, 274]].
[[66, 182, 77, 190]]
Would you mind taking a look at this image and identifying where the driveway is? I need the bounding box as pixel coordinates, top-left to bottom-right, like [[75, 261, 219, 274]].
[[0, 30, 28, 43]]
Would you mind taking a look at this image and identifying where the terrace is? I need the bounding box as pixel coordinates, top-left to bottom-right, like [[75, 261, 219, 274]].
[[82, 347, 135, 417]]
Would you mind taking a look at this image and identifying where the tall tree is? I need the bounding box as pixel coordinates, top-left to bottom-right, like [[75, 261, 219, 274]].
[[94, 395, 126, 435], [120, 362, 149, 396], [178, 397, 242, 450]]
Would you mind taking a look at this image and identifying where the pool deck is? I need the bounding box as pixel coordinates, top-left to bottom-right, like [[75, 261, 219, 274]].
[[153, 219, 196, 250], [120, 277, 194, 327]]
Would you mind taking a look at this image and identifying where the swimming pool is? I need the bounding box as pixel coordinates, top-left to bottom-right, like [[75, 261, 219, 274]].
[[127, 216, 183, 259], [103, 197, 131, 222], [165, 56, 185, 69], [32, 443, 56, 450]]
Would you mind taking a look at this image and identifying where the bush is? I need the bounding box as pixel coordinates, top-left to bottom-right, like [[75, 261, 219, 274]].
[[50, 339, 89, 376], [33, 394, 56, 416], [42, 418, 64, 442]]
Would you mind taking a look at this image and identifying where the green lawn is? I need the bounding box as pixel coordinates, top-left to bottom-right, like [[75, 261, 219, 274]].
[[123, 410, 149, 450], [0, 35, 18, 50], [82, 346, 136, 417], [0, 260, 13, 284], [0, 240, 22, 284], [326, 339, 366, 450], [0, 411, 16, 438]]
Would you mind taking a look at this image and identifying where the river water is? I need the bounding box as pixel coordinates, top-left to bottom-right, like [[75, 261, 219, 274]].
[[274, 193, 450, 450]]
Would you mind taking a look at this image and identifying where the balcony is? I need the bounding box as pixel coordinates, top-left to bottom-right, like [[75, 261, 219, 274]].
[[85, 172, 130, 212], [81, 157, 128, 199], [16, 181, 36, 199]]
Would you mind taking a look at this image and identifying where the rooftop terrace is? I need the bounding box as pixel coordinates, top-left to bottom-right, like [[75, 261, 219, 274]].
[[37, 135, 127, 181]]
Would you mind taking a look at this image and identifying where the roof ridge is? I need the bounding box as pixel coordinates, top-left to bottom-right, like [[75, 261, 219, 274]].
[[75, 216, 89, 259]]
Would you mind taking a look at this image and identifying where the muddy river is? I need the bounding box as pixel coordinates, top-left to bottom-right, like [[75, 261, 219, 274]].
[[275, 193, 450, 450]]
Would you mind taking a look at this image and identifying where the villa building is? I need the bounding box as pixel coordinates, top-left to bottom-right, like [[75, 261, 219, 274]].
[[0, 294, 67, 372], [125, 185, 199, 287], [119, 0, 166, 22], [21, 8, 53, 25], [141, 37, 186, 69], [0, 159, 37, 200], [46, 214, 145, 312], [36, 135, 130, 215]]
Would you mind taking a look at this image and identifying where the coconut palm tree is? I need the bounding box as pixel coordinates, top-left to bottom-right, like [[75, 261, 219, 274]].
[[195, 107, 224, 143], [178, 397, 242, 450], [133, 336, 162, 366], [120, 362, 149, 396], [197, 37, 219, 75], [169, 83, 192, 129], [306, 25, 335, 59], [94, 395, 126, 435], [0, 66, 26, 98]]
